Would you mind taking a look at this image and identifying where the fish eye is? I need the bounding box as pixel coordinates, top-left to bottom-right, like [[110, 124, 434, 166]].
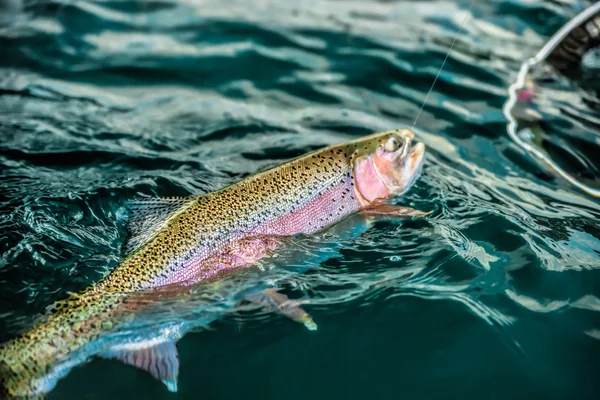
[[384, 136, 402, 152]]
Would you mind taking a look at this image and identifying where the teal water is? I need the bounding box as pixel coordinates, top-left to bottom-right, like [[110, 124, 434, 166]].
[[1, 0, 600, 399]]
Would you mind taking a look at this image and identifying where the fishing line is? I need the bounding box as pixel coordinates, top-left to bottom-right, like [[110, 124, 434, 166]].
[[413, 0, 476, 126]]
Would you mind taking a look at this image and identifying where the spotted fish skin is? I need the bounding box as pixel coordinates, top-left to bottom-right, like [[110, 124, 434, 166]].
[[101, 139, 363, 290], [0, 130, 424, 398]]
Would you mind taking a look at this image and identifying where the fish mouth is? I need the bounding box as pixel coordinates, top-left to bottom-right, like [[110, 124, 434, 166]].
[[389, 131, 424, 168], [389, 129, 422, 162], [394, 129, 424, 167], [385, 131, 425, 193], [407, 142, 425, 169], [394, 129, 414, 159], [400, 141, 425, 192]]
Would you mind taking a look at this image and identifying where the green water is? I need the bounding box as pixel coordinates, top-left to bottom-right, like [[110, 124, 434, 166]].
[[1, 0, 600, 399]]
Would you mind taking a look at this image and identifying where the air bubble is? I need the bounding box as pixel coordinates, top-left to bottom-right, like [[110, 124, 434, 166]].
[[390, 256, 402, 262]]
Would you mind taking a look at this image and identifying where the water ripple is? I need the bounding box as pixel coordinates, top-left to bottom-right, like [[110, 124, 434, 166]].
[[1, 0, 599, 399]]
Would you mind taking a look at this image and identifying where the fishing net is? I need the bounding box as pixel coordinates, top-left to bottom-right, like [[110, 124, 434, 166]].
[[504, 3, 600, 195], [581, 46, 600, 90]]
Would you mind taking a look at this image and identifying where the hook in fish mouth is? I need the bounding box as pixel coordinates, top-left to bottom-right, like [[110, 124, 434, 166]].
[[375, 130, 425, 193]]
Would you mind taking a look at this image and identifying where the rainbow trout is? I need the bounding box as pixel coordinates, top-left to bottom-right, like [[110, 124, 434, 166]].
[[0, 129, 425, 398]]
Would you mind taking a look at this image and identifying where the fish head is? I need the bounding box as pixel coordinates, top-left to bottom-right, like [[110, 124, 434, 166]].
[[352, 129, 425, 205]]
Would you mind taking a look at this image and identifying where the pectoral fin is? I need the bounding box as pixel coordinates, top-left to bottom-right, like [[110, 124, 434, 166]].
[[102, 341, 179, 392], [246, 289, 317, 331], [362, 204, 431, 218]]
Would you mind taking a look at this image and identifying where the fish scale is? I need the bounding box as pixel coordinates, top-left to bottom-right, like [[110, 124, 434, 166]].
[[101, 139, 363, 291], [0, 130, 425, 398]]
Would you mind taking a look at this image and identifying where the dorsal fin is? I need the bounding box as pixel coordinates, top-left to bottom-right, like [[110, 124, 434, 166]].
[[122, 196, 196, 255], [101, 341, 180, 392]]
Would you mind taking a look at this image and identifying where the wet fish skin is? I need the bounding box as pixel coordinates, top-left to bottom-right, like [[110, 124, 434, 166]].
[[0, 129, 425, 398]]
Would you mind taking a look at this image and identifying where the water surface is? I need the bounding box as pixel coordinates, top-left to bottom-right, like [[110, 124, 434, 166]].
[[1, 0, 599, 399]]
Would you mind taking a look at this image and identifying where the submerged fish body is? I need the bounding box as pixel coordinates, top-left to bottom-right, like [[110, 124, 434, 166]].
[[0, 129, 425, 398]]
